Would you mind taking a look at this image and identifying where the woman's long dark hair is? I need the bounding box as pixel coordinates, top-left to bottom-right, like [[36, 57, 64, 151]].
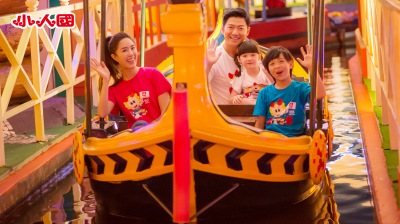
[[98, 32, 134, 92], [234, 39, 262, 77]]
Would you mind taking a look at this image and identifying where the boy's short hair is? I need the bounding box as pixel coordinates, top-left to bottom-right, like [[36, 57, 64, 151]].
[[222, 8, 250, 27], [262, 46, 294, 82]]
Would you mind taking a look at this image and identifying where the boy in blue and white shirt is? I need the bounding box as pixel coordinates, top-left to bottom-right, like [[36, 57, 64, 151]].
[[253, 45, 326, 137]]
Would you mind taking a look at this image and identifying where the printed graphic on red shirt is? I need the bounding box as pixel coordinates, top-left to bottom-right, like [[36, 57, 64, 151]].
[[123, 92, 148, 119], [266, 98, 294, 126]]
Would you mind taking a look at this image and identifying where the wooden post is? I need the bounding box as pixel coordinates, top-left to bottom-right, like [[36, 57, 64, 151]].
[[26, 0, 46, 142], [25, 0, 39, 12], [0, 78, 4, 166], [59, 0, 69, 6], [31, 26, 46, 141]]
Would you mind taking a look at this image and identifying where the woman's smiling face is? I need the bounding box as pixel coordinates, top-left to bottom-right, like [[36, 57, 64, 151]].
[[111, 38, 138, 69]]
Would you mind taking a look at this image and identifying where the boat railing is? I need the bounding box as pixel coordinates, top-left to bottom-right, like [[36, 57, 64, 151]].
[[356, 0, 400, 173], [0, 0, 217, 166]]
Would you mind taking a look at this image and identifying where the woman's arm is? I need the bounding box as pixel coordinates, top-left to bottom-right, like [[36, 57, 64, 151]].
[[90, 59, 115, 118], [98, 79, 115, 118], [255, 116, 266, 129], [158, 92, 171, 114]]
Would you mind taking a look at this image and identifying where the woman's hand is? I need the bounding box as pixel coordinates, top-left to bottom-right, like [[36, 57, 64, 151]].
[[90, 58, 111, 81], [232, 95, 244, 104], [296, 45, 313, 71]]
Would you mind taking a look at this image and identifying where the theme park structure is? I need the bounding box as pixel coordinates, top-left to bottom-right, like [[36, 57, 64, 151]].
[[69, 0, 335, 223]]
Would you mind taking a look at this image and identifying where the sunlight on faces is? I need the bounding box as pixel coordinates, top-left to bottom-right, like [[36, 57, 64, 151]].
[[222, 17, 250, 47], [268, 54, 293, 82], [111, 38, 138, 69], [238, 53, 261, 70]]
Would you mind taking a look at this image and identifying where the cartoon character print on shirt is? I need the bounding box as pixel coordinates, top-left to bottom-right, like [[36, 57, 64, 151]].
[[228, 70, 239, 81], [228, 70, 239, 94], [123, 92, 148, 119], [266, 98, 293, 126], [244, 82, 266, 99]]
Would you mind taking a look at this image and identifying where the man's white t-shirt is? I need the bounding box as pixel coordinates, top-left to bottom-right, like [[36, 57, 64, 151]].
[[208, 45, 239, 104]]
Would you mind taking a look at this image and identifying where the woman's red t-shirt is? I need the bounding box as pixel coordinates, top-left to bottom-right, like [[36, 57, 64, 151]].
[[108, 67, 171, 128]]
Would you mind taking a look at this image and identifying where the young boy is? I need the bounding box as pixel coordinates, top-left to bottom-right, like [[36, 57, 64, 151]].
[[206, 8, 251, 104], [253, 45, 326, 137]]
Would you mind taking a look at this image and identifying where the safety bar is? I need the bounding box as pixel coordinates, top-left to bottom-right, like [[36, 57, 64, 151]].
[[308, 0, 325, 136], [84, 0, 92, 138]]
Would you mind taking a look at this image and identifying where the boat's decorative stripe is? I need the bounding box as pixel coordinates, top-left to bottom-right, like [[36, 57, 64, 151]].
[[108, 154, 127, 174], [193, 140, 214, 164], [190, 138, 310, 182], [86, 140, 174, 181], [84, 155, 93, 172], [303, 155, 310, 173], [90, 156, 105, 175], [257, 153, 276, 175], [157, 141, 173, 165], [284, 155, 300, 175], [226, 148, 248, 171], [130, 148, 154, 172]]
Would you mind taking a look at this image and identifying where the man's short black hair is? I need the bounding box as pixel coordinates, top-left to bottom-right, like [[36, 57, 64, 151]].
[[222, 8, 250, 27]]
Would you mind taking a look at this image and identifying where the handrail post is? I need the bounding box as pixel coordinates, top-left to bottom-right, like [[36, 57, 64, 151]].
[[317, 0, 325, 129], [101, 0, 106, 62], [120, 0, 126, 32], [84, 0, 92, 138], [307, 0, 312, 45], [140, 0, 146, 67], [25, 0, 39, 12], [262, 0, 267, 21], [308, 0, 321, 136], [0, 79, 4, 166], [245, 0, 250, 17]]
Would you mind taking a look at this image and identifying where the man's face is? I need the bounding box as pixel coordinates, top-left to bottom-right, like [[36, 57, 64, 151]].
[[222, 17, 250, 47]]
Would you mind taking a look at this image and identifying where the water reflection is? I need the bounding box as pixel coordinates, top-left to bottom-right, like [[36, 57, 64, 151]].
[[0, 50, 374, 224]]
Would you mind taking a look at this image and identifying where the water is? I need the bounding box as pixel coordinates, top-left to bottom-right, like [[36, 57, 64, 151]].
[[0, 46, 374, 224]]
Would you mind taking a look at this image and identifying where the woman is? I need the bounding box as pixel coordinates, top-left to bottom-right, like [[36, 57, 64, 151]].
[[90, 32, 171, 129]]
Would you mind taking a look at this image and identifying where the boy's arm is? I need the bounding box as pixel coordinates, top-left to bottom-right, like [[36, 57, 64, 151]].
[[296, 45, 326, 100], [206, 39, 221, 75], [255, 116, 266, 129], [316, 74, 326, 100]]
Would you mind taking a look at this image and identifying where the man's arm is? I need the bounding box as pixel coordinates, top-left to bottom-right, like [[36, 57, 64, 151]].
[[206, 39, 221, 76]]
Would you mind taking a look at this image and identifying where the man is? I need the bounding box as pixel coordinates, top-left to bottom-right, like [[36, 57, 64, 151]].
[[206, 8, 251, 104]]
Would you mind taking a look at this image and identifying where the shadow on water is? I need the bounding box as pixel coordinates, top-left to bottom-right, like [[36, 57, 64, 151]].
[[0, 43, 374, 224]]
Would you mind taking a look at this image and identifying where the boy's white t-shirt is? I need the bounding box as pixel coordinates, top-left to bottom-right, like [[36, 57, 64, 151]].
[[230, 63, 271, 100], [208, 45, 239, 105]]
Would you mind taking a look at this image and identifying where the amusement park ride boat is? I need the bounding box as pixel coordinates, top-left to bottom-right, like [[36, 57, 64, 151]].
[[72, 0, 335, 223]]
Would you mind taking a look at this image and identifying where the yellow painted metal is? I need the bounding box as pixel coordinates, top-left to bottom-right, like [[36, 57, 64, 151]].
[[73, 131, 85, 184], [327, 111, 334, 159], [81, 3, 326, 184], [157, 9, 309, 80], [309, 130, 328, 185]]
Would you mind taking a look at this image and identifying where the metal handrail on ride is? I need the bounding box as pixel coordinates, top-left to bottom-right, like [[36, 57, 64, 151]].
[[308, 0, 325, 136], [83, 0, 146, 138]]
